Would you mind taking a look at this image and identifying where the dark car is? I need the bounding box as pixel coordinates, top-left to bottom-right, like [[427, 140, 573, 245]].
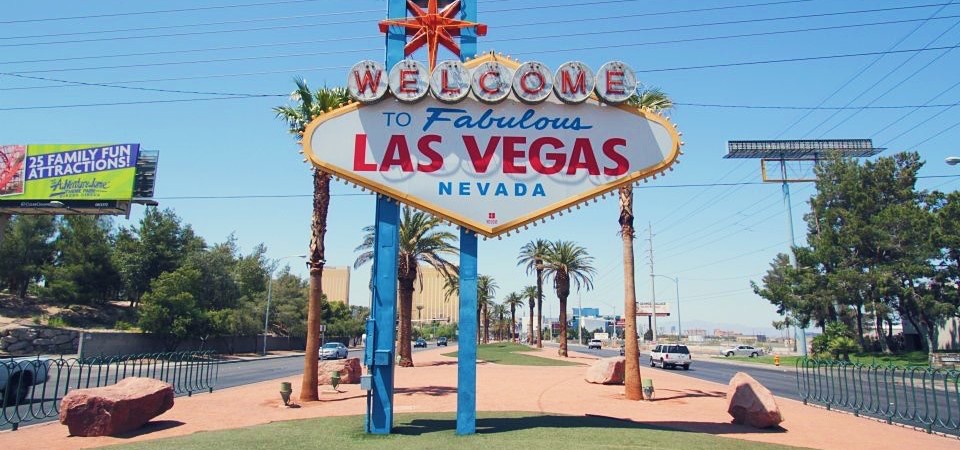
[[437, 337, 448, 347], [414, 338, 427, 348]]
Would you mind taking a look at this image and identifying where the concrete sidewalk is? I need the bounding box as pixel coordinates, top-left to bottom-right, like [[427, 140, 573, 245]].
[[1, 345, 956, 450]]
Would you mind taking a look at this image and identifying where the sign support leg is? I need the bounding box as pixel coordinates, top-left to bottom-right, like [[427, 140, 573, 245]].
[[457, 228, 478, 435]]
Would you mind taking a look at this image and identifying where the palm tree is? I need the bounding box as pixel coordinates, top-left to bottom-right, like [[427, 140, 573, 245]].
[[355, 207, 458, 367], [503, 292, 525, 343], [274, 79, 351, 402], [518, 239, 551, 348], [491, 303, 508, 341], [542, 241, 596, 357], [521, 286, 537, 344], [477, 275, 498, 344], [621, 86, 673, 399]]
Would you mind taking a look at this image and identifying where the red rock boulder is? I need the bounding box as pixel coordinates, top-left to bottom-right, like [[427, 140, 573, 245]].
[[318, 357, 362, 385], [59, 377, 174, 437], [585, 357, 625, 385], [726, 372, 783, 428]]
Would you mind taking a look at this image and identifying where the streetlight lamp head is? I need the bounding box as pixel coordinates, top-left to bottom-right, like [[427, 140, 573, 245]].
[[946, 156, 960, 166]]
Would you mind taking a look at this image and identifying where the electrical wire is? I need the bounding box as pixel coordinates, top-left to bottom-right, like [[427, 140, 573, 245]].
[[0, 0, 335, 25]]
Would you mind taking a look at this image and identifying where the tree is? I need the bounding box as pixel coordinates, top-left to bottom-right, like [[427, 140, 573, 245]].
[[274, 79, 351, 401], [522, 285, 537, 344], [542, 241, 595, 357], [621, 86, 672, 399], [138, 266, 205, 350], [477, 275, 498, 344], [503, 292, 525, 343], [0, 215, 56, 298], [518, 239, 550, 348], [355, 207, 458, 366], [45, 216, 122, 305]]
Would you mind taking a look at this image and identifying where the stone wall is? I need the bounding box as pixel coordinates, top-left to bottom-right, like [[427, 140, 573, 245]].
[[930, 352, 960, 369], [0, 326, 80, 355]]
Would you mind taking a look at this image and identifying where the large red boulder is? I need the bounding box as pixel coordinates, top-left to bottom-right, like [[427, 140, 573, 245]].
[[726, 372, 783, 428], [585, 357, 625, 385], [59, 377, 174, 437], [318, 357, 362, 385]]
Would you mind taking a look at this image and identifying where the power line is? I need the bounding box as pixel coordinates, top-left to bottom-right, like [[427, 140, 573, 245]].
[[0, 0, 334, 25], [676, 101, 960, 110], [0, 72, 281, 97], [0, 94, 285, 111]]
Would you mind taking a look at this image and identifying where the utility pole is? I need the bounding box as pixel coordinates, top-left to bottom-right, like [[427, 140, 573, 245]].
[[648, 223, 658, 342]]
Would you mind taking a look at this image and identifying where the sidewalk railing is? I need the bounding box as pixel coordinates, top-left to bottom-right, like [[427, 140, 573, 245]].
[[796, 357, 960, 434], [1, 351, 220, 431]]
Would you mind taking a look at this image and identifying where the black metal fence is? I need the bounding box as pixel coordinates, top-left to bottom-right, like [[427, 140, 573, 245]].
[[1, 351, 219, 431], [796, 358, 960, 434]]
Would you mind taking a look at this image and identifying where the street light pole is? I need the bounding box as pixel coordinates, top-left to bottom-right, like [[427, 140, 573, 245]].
[[653, 275, 681, 342], [263, 255, 306, 356]]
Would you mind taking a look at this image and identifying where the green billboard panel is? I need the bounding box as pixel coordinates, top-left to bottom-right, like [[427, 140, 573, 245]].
[[0, 144, 139, 201]]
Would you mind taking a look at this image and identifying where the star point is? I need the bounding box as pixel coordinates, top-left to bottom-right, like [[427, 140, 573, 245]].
[[379, 0, 488, 70]]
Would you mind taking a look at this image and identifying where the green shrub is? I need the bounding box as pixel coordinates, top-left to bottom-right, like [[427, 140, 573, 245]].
[[829, 336, 860, 360], [114, 320, 134, 331], [47, 316, 67, 328]]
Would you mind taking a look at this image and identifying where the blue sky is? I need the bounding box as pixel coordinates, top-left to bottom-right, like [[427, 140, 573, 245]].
[[3, 0, 959, 333]]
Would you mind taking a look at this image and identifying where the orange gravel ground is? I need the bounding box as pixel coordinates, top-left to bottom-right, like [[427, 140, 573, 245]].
[[0, 345, 956, 450]]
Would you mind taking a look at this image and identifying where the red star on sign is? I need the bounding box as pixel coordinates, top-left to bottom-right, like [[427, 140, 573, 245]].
[[378, 0, 488, 71]]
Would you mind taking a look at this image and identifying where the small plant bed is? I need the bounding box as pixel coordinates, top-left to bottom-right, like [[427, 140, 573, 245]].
[[715, 351, 929, 368], [442, 343, 581, 366], [107, 412, 805, 450]]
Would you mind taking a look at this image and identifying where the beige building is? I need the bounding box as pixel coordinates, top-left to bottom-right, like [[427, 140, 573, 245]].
[[410, 267, 458, 325], [323, 266, 350, 305]]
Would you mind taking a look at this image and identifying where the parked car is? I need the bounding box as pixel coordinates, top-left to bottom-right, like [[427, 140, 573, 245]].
[[414, 338, 427, 348], [319, 342, 349, 360], [437, 337, 448, 347], [649, 344, 692, 370], [588, 339, 602, 350], [0, 356, 51, 406], [721, 345, 764, 358]]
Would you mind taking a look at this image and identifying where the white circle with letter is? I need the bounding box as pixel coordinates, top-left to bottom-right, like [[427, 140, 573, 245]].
[[430, 60, 471, 103], [596, 61, 637, 104], [554, 61, 595, 104], [347, 60, 388, 103], [389, 59, 429, 103], [512, 61, 553, 104], [470, 61, 513, 104]]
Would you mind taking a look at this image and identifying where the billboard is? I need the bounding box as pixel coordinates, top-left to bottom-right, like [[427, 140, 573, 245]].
[[0, 144, 140, 201], [304, 55, 681, 237]]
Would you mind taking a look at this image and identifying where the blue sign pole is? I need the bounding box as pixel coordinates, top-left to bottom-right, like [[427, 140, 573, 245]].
[[457, 2, 479, 435], [365, 0, 405, 436], [456, 228, 478, 435]]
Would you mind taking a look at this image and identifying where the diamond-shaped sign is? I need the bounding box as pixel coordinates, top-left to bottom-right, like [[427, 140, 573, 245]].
[[303, 55, 681, 237]]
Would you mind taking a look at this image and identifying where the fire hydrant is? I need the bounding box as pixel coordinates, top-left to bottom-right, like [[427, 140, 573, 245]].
[[774, 355, 781, 367]]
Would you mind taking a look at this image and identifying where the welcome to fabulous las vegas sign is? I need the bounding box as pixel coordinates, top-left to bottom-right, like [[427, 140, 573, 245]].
[[302, 54, 682, 238]]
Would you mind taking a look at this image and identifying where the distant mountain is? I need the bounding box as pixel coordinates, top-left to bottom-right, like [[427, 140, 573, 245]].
[[680, 319, 783, 338]]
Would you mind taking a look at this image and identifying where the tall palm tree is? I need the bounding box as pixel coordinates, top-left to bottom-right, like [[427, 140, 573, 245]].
[[477, 275, 498, 344], [503, 292, 525, 343], [521, 286, 537, 344], [621, 87, 673, 400], [274, 79, 351, 402], [518, 239, 550, 348], [355, 207, 458, 367], [491, 303, 507, 341], [542, 241, 596, 357]]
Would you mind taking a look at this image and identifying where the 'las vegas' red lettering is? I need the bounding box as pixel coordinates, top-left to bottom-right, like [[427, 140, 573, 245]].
[[567, 138, 600, 175], [463, 136, 501, 173], [603, 138, 628, 176], [417, 135, 443, 173], [529, 137, 565, 175], [380, 135, 414, 172], [353, 134, 377, 171], [502, 136, 526, 174]]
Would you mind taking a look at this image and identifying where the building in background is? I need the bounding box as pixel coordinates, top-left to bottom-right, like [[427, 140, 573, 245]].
[[411, 267, 457, 326], [323, 266, 350, 305]]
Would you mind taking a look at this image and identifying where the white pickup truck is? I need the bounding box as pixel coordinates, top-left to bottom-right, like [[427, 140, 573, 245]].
[[0, 356, 51, 406]]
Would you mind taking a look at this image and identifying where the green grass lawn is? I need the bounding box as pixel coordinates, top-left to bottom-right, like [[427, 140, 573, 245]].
[[713, 351, 929, 368], [107, 413, 807, 450], [442, 342, 581, 366]]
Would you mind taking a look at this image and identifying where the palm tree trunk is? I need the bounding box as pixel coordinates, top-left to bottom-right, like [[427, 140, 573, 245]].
[[398, 278, 415, 367], [528, 301, 535, 344], [619, 185, 643, 400], [483, 303, 490, 343], [536, 268, 544, 348], [558, 294, 568, 357], [510, 307, 516, 343], [301, 170, 329, 402]]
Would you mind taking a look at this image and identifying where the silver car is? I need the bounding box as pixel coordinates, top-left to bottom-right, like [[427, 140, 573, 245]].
[[319, 342, 348, 360], [721, 345, 764, 358]]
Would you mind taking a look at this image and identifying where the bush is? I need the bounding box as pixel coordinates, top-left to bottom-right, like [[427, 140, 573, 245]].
[[47, 315, 67, 328], [828, 336, 860, 360], [114, 320, 135, 331]]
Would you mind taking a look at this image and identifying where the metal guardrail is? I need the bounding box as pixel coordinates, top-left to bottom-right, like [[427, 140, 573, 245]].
[[1, 351, 220, 431], [796, 358, 960, 434]]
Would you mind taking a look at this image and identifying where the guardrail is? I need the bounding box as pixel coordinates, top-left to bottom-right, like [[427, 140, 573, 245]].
[[796, 358, 960, 434], [1, 351, 220, 431]]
